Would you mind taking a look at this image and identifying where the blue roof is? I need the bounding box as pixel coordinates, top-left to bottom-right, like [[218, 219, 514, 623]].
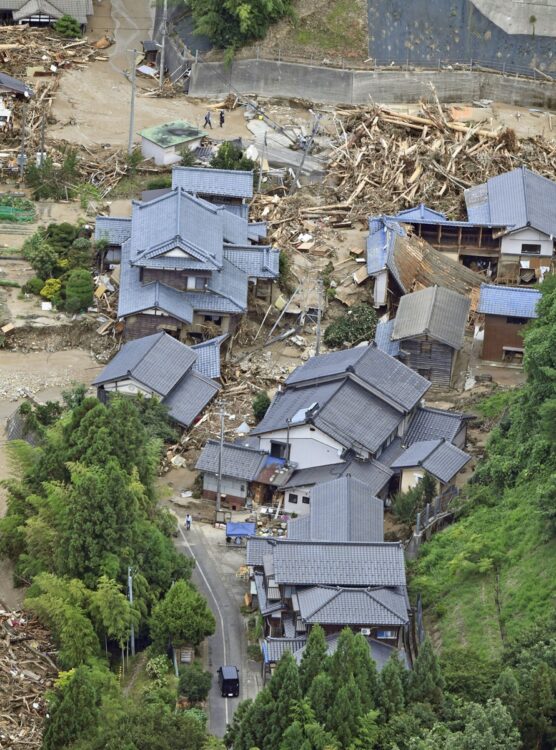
[[395, 204, 447, 222], [226, 522, 256, 537], [477, 284, 541, 318], [366, 218, 405, 287], [374, 319, 400, 357]]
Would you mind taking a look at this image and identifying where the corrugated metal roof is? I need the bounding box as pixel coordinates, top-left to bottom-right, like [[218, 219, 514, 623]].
[[163, 370, 220, 427], [477, 284, 541, 318], [465, 167, 556, 237], [297, 585, 409, 625], [395, 204, 447, 222], [196, 440, 267, 480], [191, 334, 227, 378], [287, 476, 384, 543], [271, 540, 406, 587], [172, 166, 254, 199], [374, 319, 401, 357], [94, 216, 132, 246], [392, 286, 470, 350]]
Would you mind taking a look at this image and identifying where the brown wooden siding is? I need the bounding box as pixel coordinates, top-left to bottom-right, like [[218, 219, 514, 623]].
[[399, 335, 455, 388], [124, 313, 184, 341], [202, 488, 246, 510], [482, 314, 528, 362], [142, 268, 210, 290]]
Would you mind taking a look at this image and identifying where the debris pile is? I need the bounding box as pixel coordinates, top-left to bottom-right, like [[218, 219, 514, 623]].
[[0, 609, 57, 749]]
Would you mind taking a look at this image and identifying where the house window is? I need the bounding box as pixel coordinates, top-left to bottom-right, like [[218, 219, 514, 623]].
[[419, 342, 432, 355], [376, 630, 397, 639], [288, 493, 298, 504], [204, 315, 222, 325], [302, 496, 310, 504], [506, 316, 528, 325], [240, 484, 245, 492], [270, 441, 288, 459], [521, 243, 541, 255]]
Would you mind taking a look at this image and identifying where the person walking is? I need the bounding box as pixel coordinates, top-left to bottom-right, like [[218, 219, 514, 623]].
[[204, 111, 212, 129], [219, 109, 225, 128], [185, 513, 192, 531]]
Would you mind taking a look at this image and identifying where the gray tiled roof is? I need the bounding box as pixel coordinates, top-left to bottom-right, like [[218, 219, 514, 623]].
[[263, 637, 307, 663], [222, 210, 249, 245], [94, 216, 132, 246], [251, 380, 343, 435], [287, 476, 384, 543], [477, 284, 541, 318], [297, 585, 409, 625], [287, 516, 311, 540], [271, 540, 406, 587], [205, 257, 249, 311], [0, 71, 33, 97], [374, 319, 401, 357], [391, 439, 471, 483], [404, 407, 467, 445], [191, 334, 227, 378], [285, 345, 430, 412], [254, 574, 282, 616], [172, 166, 253, 199], [283, 458, 393, 497], [377, 437, 405, 467], [224, 246, 280, 279], [92, 332, 196, 396], [196, 440, 267, 480], [292, 633, 410, 671], [118, 240, 194, 322], [163, 370, 220, 427], [392, 286, 470, 350], [246, 537, 276, 567], [465, 167, 556, 236], [11, 0, 92, 24], [248, 221, 268, 241]]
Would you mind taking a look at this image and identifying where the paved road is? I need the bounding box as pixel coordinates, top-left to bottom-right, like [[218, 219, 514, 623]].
[[176, 523, 262, 737]]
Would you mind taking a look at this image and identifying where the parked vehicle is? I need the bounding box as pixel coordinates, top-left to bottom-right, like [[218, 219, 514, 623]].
[[217, 665, 239, 697]]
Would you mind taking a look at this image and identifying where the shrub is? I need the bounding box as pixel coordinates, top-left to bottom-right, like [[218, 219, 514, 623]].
[[23, 277, 45, 296], [67, 238, 93, 270], [40, 278, 62, 301], [0, 279, 20, 288], [146, 175, 172, 190], [210, 142, 256, 172], [178, 148, 197, 167], [26, 149, 80, 201], [178, 663, 212, 703], [146, 654, 171, 687], [22, 231, 59, 279], [54, 14, 81, 38], [323, 303, 377, 348], [252, 391, 270, 422], [64, 269, 93, 312]]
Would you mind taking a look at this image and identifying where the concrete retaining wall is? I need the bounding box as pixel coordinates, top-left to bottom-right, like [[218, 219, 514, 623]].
[[189, 60, 556, 109]]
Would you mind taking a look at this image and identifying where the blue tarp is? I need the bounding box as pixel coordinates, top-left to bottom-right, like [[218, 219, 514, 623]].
[[226, 522, 256, 538]]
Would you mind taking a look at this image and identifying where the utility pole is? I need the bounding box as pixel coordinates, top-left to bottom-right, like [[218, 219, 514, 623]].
[[159, 0, 167, 90], [257, 129, 267, 193], [18, 101, 28, 180], [39, 113, 46, 167], [127, 48, 138, 155], [127, 566, 135, 657], [315, 277, 324, 356], [288, 112, 322, 195], [215, 400, 227, 514]]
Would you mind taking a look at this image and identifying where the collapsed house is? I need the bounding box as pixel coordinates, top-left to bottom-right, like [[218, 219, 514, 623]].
[[247, 476, 411, 676], [385, 167, 556, 283], [94, 167, 280, 342], [476, 283, 541, 362], [92, 331, 224, 429], [374, 286, 470, 388]]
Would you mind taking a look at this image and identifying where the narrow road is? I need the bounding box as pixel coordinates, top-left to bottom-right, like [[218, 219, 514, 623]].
[[107, 0, 155, 73], [176, 523, 262, 737]]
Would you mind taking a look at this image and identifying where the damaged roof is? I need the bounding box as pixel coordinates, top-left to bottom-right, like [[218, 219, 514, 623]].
[[283, 458, 392, 497], [392, 286, 470, 350]]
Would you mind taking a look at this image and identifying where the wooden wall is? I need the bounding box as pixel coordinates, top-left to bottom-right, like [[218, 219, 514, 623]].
[[124, 314, 184, 341], [399, 335, 455, 388], [482, 314, 527, 361]]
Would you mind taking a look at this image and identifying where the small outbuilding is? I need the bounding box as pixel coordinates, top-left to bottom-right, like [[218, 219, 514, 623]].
[[139, 121, 207, 166], [390, 438, 471, 493], [477, 284, 541, 362]]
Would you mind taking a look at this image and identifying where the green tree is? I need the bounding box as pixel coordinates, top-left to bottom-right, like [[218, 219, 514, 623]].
[[378, 655, 405, 721], [68, 237, 93, 269], [252, 391, 271, 423], [190, 0, 293, 48], [210, 141, 256, 171], [90, 575, 139, 658], [179, 662, 213, 703], [518, 661, 556, 749], [323, 304, 377, 348], [407, 639, 445, 708], [54, 14, 82, 37], [266, 652, 302, 748], [65, 268, 94, 312], [280, 700, 337, 750], [22, 230, 59, 279], [307, 671, 333, 726], [351, 709, 380, 749], [490, 668, 520, 717], [299, 624, 328, 694], [447, 699, 520, 750], [150, 580, 215, 651], [327, 675, 362, 748], [351, 632, 379, 712]]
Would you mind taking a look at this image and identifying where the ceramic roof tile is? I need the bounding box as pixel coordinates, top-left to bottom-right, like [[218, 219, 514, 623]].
[[0, 71, 33, 96], [172, 166, 253, 198], [12, 0, 91, 23], [196, 440, 267, 480], [283, 459, 393, 496], [404, 407, 467, 445], [297, 586, 408, 625], [191, 334, 227, 378], [391, 439, 471, 483], [94, 216, 132, 246], [374, 319, 401, 357], [163, 370, 220, 427], [293, 633, 410, 671], [223, 246, 280, 279], [392, 286, 470, 350], [477, 284, 541, 318]]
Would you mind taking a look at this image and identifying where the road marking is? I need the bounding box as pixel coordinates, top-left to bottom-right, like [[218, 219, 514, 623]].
[[178, 526, 229, 726]]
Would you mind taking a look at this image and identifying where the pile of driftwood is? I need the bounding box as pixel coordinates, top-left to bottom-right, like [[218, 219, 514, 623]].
[[328, 102, 556, 218], [0, 609, 57, 749]]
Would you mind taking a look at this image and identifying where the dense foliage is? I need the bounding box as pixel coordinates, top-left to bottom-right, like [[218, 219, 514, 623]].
[[323, 303, 378, 348], [189, 0, 293, 49], [252, 391, 271, 422], [0, 395, 217, 749], [226, 626, 536, 750], [210, 142, 256, 172], [53, 14, 82, 38]]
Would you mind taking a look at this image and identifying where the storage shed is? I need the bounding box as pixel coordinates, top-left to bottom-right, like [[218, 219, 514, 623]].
[[140, 121, 207, 166], [477, 284, 541, 362]]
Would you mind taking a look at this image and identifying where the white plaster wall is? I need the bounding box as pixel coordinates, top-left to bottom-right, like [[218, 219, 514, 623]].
[[501, 227, 553, 257], [103, 378, 154, 396], [258, 425, 345, 469], [373, 271, 388, 307]]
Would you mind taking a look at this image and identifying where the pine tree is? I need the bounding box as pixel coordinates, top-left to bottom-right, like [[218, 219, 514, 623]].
[[328, 628, 356, 689], [266, 652, 302, 749], [519, 661, 556, 749], [308, 672, 333, 726], [299, 625, 328, 694], [407, 639, 445, 708], [490, 668, 520, 717], [150, 580, 216, 651], [351, 633, 379, 712], [350, 709, 380, 749], [378, 656, 405, 721], [327, 675, 362, 748]]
